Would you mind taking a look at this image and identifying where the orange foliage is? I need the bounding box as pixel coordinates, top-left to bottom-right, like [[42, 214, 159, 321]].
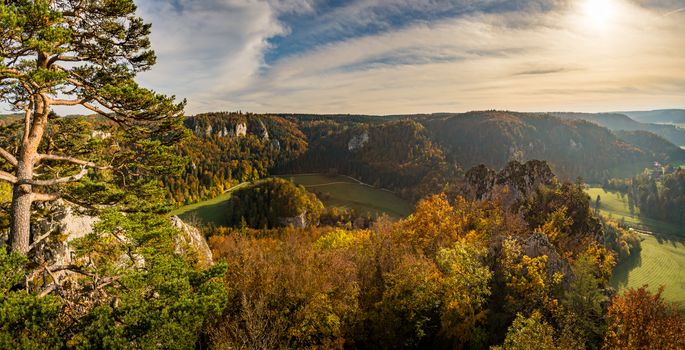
[[603, 286, 685, 350]]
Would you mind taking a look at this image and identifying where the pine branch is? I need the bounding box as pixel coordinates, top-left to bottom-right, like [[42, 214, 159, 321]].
[[48, 98, 85, 106], [32, 192, 60, 202], [22, 166, 88, 186], [0, 170, 17, 183], [0, 146, 17, 167], [38, 154, 109, 169]]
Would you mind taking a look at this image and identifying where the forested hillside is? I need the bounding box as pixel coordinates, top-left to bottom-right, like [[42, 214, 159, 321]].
[[551, 112, 685, 146], [422, 111, 651, 182], [225, 178, 323, 229], [167, 111, 685, 206], [614, 130, 685, 162], [162, 112, 307, 204], [279, 119, 457, 200]]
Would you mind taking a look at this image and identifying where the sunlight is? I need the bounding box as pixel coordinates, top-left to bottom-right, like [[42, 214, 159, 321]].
[[581, 0, 617, 30]]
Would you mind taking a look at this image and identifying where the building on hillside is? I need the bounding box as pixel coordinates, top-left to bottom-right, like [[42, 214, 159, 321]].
[[651, 161, 675, 180]]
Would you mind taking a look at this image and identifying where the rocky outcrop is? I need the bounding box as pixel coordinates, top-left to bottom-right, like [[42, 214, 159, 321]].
[[22, 201, 213, 279], [235, 122, 247, 137], [30, 200, 101, 274], [187, 117, 248, 138], [521, 232, 570, 278], [278, 212, 308, 229], [521, 232, 573, 288], [348, 131, 369, 151], [463, 160, 557, 209], [90, 130, 111, 140], [171, 216, 213, 266], [257, 119, 269, 140]]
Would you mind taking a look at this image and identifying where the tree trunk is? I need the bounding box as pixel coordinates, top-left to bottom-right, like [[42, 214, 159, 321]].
[[9, 183, 32, 254], [9, 90, 47, 255]]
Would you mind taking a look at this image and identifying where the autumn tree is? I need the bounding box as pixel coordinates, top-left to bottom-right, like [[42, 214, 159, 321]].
[[0, 0, 184, 254], [493, 311, 559, 350], [603, 286, 685, 349]]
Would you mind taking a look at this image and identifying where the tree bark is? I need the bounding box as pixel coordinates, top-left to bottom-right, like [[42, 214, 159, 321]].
[[9, 156, 36, 254], [9, 182, 32, 254], [9, 90, 48, 254]]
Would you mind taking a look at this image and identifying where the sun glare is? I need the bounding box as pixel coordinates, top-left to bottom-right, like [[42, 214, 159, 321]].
[[582, 0, 616, 30]]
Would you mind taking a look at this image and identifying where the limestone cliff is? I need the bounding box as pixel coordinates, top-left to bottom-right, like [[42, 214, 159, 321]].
[[348, 130, 369, 151], [463, 160, 557, 210]]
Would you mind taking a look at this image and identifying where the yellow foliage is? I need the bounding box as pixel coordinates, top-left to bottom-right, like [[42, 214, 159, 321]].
[[402, 194, 489, 256], [502, 238, 561, 314], [0, 182, 10, 203], [313, 229, 370, 250], [535, 206, 572, 246], [580, 243, 616, 283]]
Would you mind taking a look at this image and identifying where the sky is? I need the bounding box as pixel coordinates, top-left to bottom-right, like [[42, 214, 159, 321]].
[[131, 0, 685, 115]]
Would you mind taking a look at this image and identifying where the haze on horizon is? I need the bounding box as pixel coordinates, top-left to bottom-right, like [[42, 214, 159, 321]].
[[95, 0, 685, 115]]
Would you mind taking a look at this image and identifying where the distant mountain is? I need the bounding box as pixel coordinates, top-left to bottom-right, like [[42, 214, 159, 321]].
[[613, 130, 685, 162], [421, 111, 655, 182], [550, 112, 685, 146], [618, 109, 685, 124], [154, 110, 685, 205]]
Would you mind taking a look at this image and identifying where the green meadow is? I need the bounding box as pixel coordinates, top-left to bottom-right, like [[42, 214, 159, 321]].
[[611, 234, 685, 311], [171, 174, 413, 227], [170, 182, 250, 227], [586, 187, 681, 235], [586, 187, 685, 310], [279, 174, 413, 218]]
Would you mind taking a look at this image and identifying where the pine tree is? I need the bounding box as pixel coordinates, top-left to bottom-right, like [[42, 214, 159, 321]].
[[0, 0, 185, 254]]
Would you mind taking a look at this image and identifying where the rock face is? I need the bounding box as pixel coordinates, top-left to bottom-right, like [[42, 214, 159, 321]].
[[22, 201, 213, 277], [521, 232, 570, 278], [90, 130, 111, 140], [463, 160, 557, 209], [235, 122, 247, 137], [188, 118, 249, 138], [348, 131, 369, 151], [30, 200, 101, 273], [279, 212, 308, 229], [171, 216, 213, 266]]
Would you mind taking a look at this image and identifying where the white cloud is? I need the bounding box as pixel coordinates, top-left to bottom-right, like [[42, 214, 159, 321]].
[[136, 0, 286, 111], [134, 0, 685, 114]]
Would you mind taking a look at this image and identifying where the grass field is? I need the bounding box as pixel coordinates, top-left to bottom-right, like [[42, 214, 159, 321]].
[[171, 174, 413, 227], [279, 174, 413, 218], [586, 187, 685, 310], [611, 235, 685, 310], [586, 187, 682, 235], [170, 182, 249, 227]]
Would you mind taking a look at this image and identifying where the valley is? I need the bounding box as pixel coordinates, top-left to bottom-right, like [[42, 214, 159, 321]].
[[171, 174, 411, 227], [586, 187, 685, 310], [278, 174, 412, 218], [170, 182, 250, 227], [2, 1, 685, 347]]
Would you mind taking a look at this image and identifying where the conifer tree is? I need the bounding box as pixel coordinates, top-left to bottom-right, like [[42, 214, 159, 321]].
[[0, 0, 184, 254]]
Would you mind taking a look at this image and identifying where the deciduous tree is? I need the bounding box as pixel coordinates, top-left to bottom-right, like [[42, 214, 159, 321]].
[[603, 286, 685, 349]]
